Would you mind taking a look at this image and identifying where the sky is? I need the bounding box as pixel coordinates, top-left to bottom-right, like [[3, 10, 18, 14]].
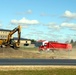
[[0, 0, 76, 43]]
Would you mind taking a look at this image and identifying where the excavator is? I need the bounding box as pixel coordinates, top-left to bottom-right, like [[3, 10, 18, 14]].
[[0, 25, 21, 49]]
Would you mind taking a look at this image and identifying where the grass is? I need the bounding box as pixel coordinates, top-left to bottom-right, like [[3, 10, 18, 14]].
[[0, 69, 76, 75]]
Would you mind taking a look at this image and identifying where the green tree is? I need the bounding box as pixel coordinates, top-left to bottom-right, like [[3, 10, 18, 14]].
[[31, 39, 36, 44], [70, 39, 74, 44]]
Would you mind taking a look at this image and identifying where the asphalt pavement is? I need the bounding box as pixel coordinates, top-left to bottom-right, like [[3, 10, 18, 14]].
[[0, 59, 76, 65]]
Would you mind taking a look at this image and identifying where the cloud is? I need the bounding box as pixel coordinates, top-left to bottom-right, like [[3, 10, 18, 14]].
[[11, 17, 39, 25], [46, 22, 76, 31], [46, 22, 61, 30], [16, 9, 32, 15], [0, 21, 2, 27], [26, 9, 32, 14], [29, 30, 44, 35], [0, 24, 2, 27], [45, 21, 76, 31], [21, 25, 28, 28], [62, 10, 76, 19], [61, 22, 76, 30], [40, 13, 48, 16]]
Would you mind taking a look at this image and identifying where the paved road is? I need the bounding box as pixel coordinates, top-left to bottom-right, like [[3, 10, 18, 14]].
[[0, 59, 76, 65]]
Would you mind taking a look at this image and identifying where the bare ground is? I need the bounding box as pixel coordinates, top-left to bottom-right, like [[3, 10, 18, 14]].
[[0, 47, 76, 59], [0, 65, 76, 71]]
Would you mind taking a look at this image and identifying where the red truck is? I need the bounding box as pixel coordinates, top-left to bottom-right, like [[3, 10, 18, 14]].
[[39, 42, 72, 52]]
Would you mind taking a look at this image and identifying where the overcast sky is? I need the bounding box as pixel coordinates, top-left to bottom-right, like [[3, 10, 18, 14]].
[[0, 0, 76, 42]]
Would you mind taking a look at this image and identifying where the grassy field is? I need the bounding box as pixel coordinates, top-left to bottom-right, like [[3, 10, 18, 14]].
[[0, 69, 76, 75]]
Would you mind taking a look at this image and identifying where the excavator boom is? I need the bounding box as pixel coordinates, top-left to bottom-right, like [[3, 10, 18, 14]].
[[0, 25, 21, 48]]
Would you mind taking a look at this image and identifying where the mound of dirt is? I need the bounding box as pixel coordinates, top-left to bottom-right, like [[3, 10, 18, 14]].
[[0, 48, 17, 53], [0, 47, 23, 58]]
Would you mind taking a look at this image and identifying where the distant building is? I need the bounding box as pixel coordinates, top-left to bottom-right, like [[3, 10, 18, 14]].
[[13, 37, 31, 46], [0, 29, 10, 39]]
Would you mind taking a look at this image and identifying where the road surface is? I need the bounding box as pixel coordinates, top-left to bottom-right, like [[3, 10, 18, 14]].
[[0, 59, 76, 65]]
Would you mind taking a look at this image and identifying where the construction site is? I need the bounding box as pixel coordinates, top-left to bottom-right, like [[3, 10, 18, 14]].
[[0, 25, 76, 59]]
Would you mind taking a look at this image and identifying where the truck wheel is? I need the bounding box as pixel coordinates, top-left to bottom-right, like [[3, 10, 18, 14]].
[[51, 49, 54, 53], [39, 49, 43, 53]]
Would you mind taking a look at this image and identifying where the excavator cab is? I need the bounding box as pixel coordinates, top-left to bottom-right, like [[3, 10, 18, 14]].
[[9, 39, 16, 48]]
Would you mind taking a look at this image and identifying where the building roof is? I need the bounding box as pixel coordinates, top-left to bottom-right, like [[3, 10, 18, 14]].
[[37, 40, 46, 42], [0, 29, 10, 32], [13, 37, 31, 41]]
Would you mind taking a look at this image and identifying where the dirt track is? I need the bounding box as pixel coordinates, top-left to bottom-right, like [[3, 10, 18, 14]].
[[0, 47, 76, 59]]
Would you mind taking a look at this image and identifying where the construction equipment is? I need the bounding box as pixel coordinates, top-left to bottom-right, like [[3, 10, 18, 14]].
[[0, 25, 21, 49]]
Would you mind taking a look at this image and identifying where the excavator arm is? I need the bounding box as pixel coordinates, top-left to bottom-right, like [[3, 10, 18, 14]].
[[6, 25, 21, 48]]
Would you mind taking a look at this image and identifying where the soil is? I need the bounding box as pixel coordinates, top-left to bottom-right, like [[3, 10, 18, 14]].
[[0, 47, 76, 59]]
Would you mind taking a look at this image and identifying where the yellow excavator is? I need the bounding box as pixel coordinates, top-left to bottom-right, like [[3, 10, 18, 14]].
[[0, 25, 21, 49]]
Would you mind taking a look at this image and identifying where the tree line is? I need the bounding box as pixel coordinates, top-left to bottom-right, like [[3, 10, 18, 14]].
[[70, 39, 76, 47]]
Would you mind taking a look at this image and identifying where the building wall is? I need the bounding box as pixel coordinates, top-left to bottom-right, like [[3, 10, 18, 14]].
[[15, 40, 31, 46], [24, 40, 31, 44], [0, 30, 10, 39]]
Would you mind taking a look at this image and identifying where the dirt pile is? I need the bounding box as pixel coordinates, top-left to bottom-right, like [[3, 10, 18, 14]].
[[0, 48, 15, 53], [0, 48, 23, 58]]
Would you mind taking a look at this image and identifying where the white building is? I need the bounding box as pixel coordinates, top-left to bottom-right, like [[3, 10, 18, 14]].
[[0, 29, 10, 39]]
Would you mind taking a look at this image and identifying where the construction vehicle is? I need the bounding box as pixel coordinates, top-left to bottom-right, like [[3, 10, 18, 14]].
[[0, 25, 21, 49], [39, 41, 72, 52]]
